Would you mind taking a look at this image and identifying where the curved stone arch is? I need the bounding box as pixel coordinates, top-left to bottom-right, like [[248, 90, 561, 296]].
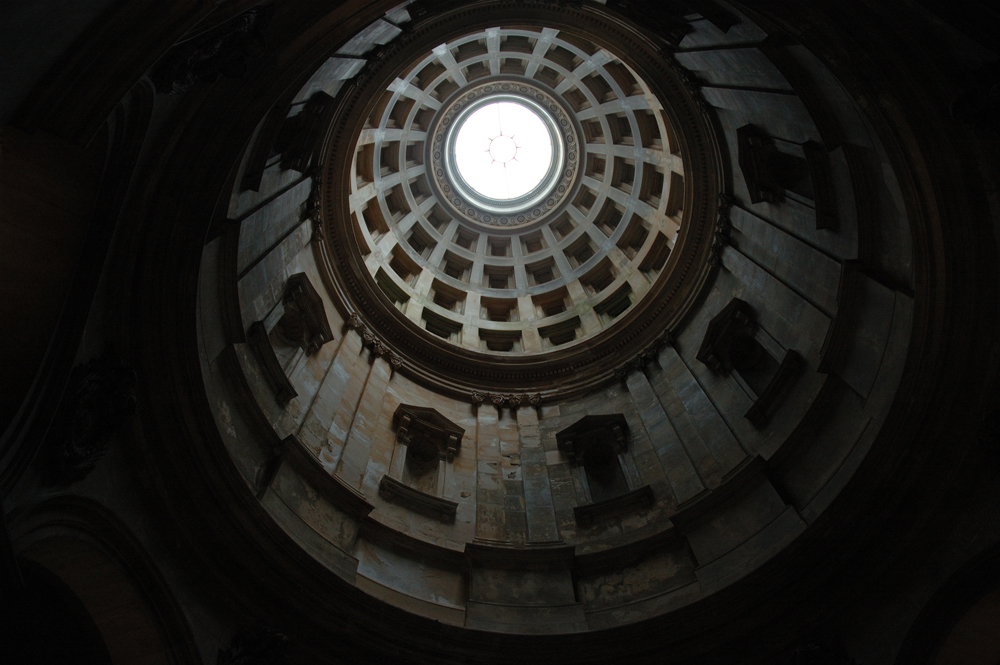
[[10, 497, 202, 665]]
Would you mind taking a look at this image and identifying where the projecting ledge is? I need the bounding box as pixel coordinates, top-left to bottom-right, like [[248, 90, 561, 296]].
[[573, 485, 655, 528], [378, 475, 458, 523]]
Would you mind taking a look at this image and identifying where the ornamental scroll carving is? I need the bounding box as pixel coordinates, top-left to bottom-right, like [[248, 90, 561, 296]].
[[345, 313, 402, 368], [471, 391, 542, 410]]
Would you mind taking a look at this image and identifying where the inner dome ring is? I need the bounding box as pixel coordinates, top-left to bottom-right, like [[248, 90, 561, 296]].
[[444, 94, 564, 214], [429, 80, 579, 229]]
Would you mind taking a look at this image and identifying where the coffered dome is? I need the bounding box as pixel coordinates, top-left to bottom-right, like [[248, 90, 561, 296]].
[[7, 0, 997, 663], [348, 26, 686, 356], [190, 0, 929, 643]]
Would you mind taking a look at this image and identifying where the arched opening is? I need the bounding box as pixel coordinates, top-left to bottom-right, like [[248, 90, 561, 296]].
[[15, 536, 174, 665], [3, 558, 113, 665]]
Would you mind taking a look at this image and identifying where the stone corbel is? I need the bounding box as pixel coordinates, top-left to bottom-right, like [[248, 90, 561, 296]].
[[344, 312, 403, 368], [710, 193, 733, 266], [471, 391, 542, 411], [614, 329, 674, 380], [305, 183, 325, 242]]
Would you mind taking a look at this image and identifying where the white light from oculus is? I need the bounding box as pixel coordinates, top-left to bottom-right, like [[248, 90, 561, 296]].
[[453, 101, 552, 200]]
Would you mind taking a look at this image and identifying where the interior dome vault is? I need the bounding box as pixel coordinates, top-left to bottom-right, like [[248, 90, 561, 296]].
[[207, 0, 922, 641], [3, 0, 999, 663], [315, 7, 723, 398]]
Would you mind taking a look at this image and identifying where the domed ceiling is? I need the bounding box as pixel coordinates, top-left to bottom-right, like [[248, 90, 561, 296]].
[[196, 0, 919, 650], [348, 26, 686, 356]]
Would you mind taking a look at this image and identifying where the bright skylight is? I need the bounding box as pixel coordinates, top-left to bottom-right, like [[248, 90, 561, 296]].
[[453, 101, 553, 200]]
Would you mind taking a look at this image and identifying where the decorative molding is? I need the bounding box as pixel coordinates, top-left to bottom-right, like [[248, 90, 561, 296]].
[[573, 485, 654, 527], [394, 405, 464, 462], [613, 329, 674, 379], [48, 350, 137, 484], [283, 436, 374, 520], [427, 80, 578, 228], [150, 5, 275, 94], [378, 476, 458, 523], [471, 391, 542, 410], [464, 541, 575, 568], [246, 321, 297, 406], [344, 313, 403, 368]]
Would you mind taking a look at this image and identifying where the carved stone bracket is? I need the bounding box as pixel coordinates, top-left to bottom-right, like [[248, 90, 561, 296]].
[[379, 475, 458, 523], [471, 391, 542, 410], [344, 313, 402, 368], [48, 349, 137, 484], [613, 329, 674, 380]]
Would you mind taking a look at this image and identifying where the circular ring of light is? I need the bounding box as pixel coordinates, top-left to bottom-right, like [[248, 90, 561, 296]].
[[447, 96, 561, 211], [430, 81, 578, 228], [453, 101, 554, 200]]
